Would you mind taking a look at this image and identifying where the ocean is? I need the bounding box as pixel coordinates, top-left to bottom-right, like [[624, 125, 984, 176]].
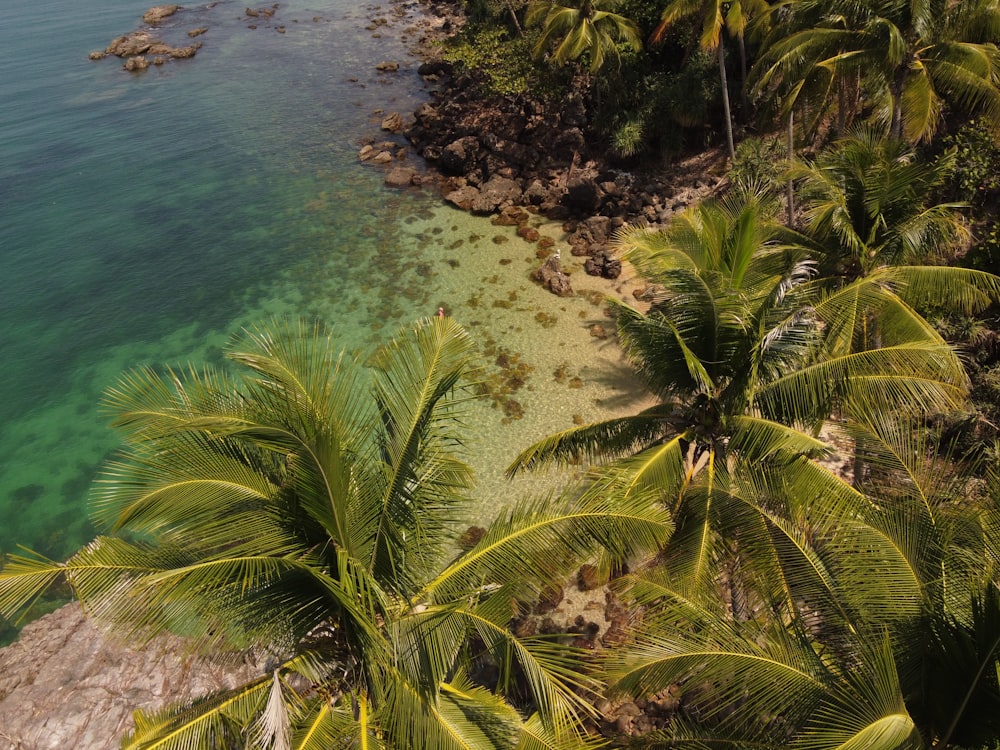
[[0, 0, 649, 562]]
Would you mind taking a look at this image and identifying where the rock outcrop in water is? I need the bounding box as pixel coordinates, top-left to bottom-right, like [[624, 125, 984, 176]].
[[89, 5, 204, 69]]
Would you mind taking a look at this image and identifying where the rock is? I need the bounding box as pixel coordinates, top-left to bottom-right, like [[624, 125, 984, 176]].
[[106, 32, 155, 57], [413, 103, 440, 126], [358, 144, 375, 161], [370, 151, 393, 165], [584, 251, 622, 280], [471, 175, 522, 214], [577, 563, 602, 590], [531, 254, 573, 297], [493, 206, 528, 226], [616, 701, 643, 717], [440, 136, 478, 176], [563, 177, 603, 214], [601, 614, 630, 647], [0, 603, 258, 749], [533, 584, 564, 615], [523, 179, 556, 205], [89, 50, 106, 60], [444, 185, 480, 211], [384, 167, 416, 188], [123, 55, 151, 71], [187, 26, 208, 37], [375, 61, 399, 72], [538, 617, 563, 634], [380, 111, 404, 133], [142, 5, 181, 24], [417, 59, 452, 76], [457, 526, 486, 550], [589, 324, 610, 339], [166, 43, 199, 58]]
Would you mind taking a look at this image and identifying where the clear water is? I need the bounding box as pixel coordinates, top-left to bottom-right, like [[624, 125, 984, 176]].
[[0, 0, 651, 561]]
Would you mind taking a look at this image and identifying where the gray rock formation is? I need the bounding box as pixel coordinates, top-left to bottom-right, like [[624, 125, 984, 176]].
[[0, 604, 257, 750]]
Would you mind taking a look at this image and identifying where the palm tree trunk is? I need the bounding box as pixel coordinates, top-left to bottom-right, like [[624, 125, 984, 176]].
[[837, 77, 847, 135], [786, 111, 795, 226], [718, 43, 736, 161], [737, 33, 749, 116], [890, 66, 906, 140], [505, 0, 524, 35]]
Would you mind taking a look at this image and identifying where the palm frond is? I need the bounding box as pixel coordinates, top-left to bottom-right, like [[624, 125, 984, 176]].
[[419, 488, 671, 603], [505, 406, 677, 477], [123, 674, 274, 750], [359, 317, 477, 591]]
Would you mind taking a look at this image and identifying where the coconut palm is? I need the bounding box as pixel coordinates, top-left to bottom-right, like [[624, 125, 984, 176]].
[[509, 191, 967, 599], [509, 188, 969, 479], [787, 130, 1000, 435], [603, 415, 1000, 749], [0, 317, 672, 750], [651, 0, 769, 160], [527, 0, 642, 73], [753, 0, 1000, 143]]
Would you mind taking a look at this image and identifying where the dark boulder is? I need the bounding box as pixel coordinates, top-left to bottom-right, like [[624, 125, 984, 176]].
[[531, 254, 573, 297], [439, 136, 479, 176], [584, 251, 622, 279], [563, 177, 602, 214]]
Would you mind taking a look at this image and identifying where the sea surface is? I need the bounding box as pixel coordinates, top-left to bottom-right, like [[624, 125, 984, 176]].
[[0, 0, 650, 563]]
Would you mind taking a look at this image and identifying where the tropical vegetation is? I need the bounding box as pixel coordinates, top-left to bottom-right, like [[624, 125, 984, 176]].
[[0, 318, 671, 749], [7, 0, 1000, 748]]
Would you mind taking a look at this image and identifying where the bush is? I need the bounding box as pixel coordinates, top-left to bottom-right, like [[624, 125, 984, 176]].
[[944, 117, 1000, 205], [730, 136, 786, 196], [441, 26, 562, 98]]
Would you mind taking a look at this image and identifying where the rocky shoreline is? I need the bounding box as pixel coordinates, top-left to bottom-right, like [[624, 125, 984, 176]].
[[0, 1, 715, 746], [358, 0, 728, 296]]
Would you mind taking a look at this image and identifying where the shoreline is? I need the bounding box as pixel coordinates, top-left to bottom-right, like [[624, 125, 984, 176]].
[[0, 2, 662, 747]]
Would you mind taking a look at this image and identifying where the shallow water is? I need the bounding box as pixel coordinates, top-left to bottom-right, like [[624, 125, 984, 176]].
[[0, 0, 650, 561]]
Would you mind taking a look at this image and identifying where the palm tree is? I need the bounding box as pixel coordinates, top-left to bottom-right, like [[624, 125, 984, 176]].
[[0, 317, 672, 749], [651, 0, 769, 160], [602, 415, 1000, 749], [787, 130, 1000, 433], [753, 0, 1000, 143], [509, 191, 965, 597], [527, 0, 642, 73]]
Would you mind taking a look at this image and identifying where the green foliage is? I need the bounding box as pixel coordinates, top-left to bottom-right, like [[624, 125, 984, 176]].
[[441, 26, 559, 97], [526, 0, 642, 74], [610, 117, 646, 157], [593, 50, 718, 158], [944, 118, 1000, 206], [659, 50, 718, 128], [730, 135, 786, 197], [464, 0, 527, 26], [752, 0, 1000, 143], [0, 317, 672, 750]]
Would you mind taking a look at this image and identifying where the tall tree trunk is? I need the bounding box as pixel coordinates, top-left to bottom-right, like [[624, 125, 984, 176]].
[[786, 111, 795, 226], [890, 66, 906, 140], [837, 77, 847, 135], [718, 43, 736, 161], [737, 33, 749, 116], [505, 0, 524, 35]]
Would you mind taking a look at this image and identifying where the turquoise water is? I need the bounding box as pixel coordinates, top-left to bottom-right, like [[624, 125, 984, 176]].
[[0, 0, 650, 561]]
